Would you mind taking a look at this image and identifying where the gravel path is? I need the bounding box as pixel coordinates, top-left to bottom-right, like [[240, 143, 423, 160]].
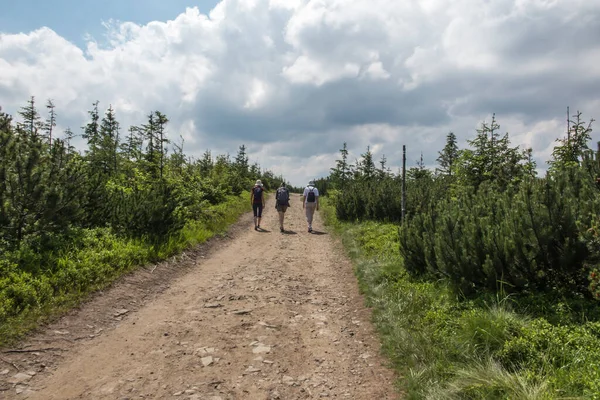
[[0, 194, 398, 399]]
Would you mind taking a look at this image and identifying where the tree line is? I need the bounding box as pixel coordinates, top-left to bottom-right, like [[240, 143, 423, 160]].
[[0, 97, 284, 328], [321, 111, 600, 298]]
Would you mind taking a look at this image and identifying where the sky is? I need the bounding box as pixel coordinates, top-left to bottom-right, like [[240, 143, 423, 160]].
[[1, 0, 600, 186]]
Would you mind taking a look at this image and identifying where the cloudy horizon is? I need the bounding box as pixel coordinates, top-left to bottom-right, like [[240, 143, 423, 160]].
[[1, 0, 599, 186]]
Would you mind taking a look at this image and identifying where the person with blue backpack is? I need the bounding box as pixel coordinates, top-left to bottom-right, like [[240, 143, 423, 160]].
[[251, 180, 266, 230], [275, 182, 290, 232], [302, 180, 319, 233]]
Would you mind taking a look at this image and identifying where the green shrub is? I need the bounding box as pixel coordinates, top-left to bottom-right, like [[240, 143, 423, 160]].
[[322, 200, 600, 399], [0, 192, 250, 345], [457, 306, 528, 356], [400, 171, 600, 296], [499, 319, 600, 397]]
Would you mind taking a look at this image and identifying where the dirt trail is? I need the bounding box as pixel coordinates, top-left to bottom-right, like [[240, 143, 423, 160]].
[[0, 194, 398, 399]]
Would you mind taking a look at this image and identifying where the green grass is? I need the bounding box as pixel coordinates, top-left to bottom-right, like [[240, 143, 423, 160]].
[[321, 198, 600, 400], [156, 192, 250, 258], [0, 192, 250, 346]]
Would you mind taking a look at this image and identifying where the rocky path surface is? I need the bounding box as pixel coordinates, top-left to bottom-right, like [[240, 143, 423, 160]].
[[0, 194, 398, 399]]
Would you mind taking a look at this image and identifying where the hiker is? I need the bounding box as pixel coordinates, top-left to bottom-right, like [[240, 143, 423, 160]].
[[251, 180, 266, 230], [302, 180, 319, 233], [275, 182, 290, 232]]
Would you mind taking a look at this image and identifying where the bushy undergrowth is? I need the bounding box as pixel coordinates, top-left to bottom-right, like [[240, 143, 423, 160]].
[[322, 199, 600, 399], [399, 171, 600, 296], [0, 192, 249, 345], [0, 98, 289, 345], [323, 113, 600, 302]]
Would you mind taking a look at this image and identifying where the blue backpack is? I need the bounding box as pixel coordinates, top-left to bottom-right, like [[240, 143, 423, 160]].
[[253, 186, 263, 203]]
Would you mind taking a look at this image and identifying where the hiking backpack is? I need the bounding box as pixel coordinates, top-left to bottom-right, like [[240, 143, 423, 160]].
[[277, 187, 289, 205], [253, 186, 263, 202], [306, 187, 316, 203]]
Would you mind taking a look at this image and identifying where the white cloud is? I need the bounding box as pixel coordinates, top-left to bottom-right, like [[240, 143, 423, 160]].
[[282, 56, 360, 86], [1, 0, 599, 186], [244, 78, 269, 109]]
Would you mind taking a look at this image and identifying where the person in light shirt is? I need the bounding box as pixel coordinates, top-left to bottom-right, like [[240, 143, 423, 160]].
[[302, 180, 319, 233]]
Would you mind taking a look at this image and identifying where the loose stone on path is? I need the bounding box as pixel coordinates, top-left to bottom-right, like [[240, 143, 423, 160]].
[[0, 194, 398, 400]]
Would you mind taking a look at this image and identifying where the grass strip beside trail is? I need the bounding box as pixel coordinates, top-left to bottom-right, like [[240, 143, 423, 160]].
[[0, 192, 251, 346], [320, 198, 600, 400]]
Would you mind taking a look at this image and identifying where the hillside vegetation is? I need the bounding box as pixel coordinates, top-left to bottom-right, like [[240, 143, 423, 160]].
[[0, 97, 284, 344], [320, 112, 600, 399]]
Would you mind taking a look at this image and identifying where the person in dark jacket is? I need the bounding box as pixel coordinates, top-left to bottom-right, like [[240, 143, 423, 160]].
[[250, 180, 266, 230], [275, 182, 290, 232]]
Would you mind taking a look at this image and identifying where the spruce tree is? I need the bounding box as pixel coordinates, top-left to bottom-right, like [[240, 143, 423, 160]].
[[82, 101, 101, 160], [550, 111, 594, 170], [456, 114, 526, 189], [154, 111, 169, 179], [377, 154, 390, 179], [99, 105, 120, 174], [212, 153, 230, 181], [142, 112, 158, 178], [436, 132, 459, 177], [199, 150, 213, 176], [170, 135, 186, 175], [6, 111, 46, 246], [0, 106, 12, 131], [408, 153, 431, 180], [330, 142, 352, 188], [81, 101, 110, 227], [523, 147, 537, 178], [234, 144, 249, 178], [0, 109, 14, 240], [357, 146, 376, 180], [249, 162, 260, 177], [142, 111, 169, 179], [17, 96, 43, 138], [63, 127, 76, 157], [45, 99, 57, 146]]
